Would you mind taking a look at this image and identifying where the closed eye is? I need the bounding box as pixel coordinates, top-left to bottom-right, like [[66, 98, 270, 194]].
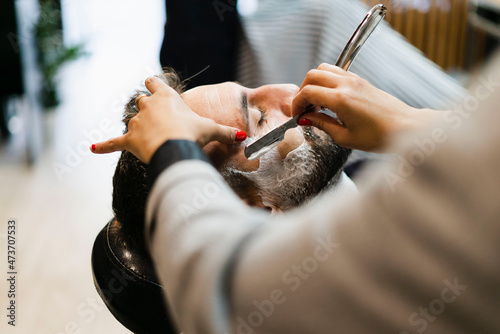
[[258, 109, 267, 125]]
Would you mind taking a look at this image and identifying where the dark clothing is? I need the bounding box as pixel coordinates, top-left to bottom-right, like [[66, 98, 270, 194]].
[[160, 0, 241, 89], [0, 1, 23, 138]]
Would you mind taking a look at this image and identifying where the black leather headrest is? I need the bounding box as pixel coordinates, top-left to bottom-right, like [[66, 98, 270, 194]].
[[91, 218, 178, 333]]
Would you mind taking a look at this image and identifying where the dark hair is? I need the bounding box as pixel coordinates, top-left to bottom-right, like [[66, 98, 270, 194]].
[[112, 70, 185, 239], [112, 150, 148, 239]]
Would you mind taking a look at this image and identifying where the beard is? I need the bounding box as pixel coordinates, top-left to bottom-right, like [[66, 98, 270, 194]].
[[226, 127, 351, 210]]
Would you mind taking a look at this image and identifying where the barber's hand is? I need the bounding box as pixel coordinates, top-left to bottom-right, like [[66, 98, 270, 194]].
[[90, 77, 246, 163], [292, 63, 440, 152]]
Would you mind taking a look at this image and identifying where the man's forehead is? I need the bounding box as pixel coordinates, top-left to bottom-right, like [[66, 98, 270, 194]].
[[182, 81, 242, 98], [181, 82, 246, 128]]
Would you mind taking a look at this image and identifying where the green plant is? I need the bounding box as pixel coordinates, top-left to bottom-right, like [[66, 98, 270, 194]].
[[34, 0, 85, 109]]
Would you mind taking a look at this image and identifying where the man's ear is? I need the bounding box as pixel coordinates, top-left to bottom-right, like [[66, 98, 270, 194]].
[[246, 200, 281, 214], [247, 200, 272, 211], [235, 191, 282, 214], [258, 202, 282, 215], [270, 207, 283, 215]]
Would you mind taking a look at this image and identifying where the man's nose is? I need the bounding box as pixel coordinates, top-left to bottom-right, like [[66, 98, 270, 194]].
[[250, 84, 303, 159], [252, 84, 299, 117]]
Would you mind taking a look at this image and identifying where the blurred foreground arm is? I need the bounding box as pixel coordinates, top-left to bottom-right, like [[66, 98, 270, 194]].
[[144, 60, 500, 333]]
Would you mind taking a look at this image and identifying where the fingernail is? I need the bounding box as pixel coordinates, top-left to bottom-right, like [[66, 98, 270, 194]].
[[91, 144, 96, 152], [235, 130, 247, 142], [298, 118, 312, 126]]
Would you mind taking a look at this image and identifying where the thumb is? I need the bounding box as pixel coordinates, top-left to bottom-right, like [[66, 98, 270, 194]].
[[301, 112, 348, 143]]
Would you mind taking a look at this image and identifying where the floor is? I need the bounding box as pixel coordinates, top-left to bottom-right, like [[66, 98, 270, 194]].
[[0, 0, 165, 332]]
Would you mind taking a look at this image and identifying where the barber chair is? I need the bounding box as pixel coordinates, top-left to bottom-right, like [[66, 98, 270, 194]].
[[91, 218, 179, 333]]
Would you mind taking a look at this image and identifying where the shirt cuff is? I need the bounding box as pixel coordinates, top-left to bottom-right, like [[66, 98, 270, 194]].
[[147, 140, 210, 188]]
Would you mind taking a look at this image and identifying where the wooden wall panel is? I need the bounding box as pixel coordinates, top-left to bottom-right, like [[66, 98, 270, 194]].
[[362, 0, 469, 70]]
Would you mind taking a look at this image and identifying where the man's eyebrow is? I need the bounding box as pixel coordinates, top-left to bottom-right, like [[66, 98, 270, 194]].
[[241, 91, 250, 130]]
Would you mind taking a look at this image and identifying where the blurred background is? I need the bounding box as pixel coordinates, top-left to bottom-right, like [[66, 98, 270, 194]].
[[0, 0, 165, 333], [0, 0, 499, 332]]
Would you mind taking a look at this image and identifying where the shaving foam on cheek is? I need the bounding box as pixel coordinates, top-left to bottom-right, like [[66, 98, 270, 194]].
[[246, 126, 305, 161], [240, 135, 257, 147], [229, 136, 315, 209], [238, 130, 312, 180], [247, 141, 280, 161]]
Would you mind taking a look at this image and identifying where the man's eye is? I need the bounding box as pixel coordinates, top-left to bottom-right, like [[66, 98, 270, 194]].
[[258, 109, 267, 125]]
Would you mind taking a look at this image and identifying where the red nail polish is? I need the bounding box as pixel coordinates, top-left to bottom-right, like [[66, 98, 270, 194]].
[[235, 130, 247, 142], [298, 119, 312, 126], [91, 144, 96, 152]]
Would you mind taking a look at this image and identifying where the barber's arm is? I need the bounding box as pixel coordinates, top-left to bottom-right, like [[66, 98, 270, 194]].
[[293, 63, 444, 152]]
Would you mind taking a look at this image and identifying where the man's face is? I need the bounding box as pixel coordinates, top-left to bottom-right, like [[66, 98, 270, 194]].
[[181, 82, 350, 211], [182, 82, 321, 171]]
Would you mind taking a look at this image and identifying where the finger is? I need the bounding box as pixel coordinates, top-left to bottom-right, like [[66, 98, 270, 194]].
[[317, 63, 356, 77], [90, 135, 127, 154], [208, 123, 247, 145], [144, 76, 175, 95], [135, 94, 149, 111], [292, 86, 318, 116], [299, 69, 342, 91], [292, 85, 344, 116], [301, 112, 349, 145]]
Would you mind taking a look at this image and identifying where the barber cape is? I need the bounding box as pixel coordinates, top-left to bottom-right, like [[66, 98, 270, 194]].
[[309, 172, 358, 208]]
